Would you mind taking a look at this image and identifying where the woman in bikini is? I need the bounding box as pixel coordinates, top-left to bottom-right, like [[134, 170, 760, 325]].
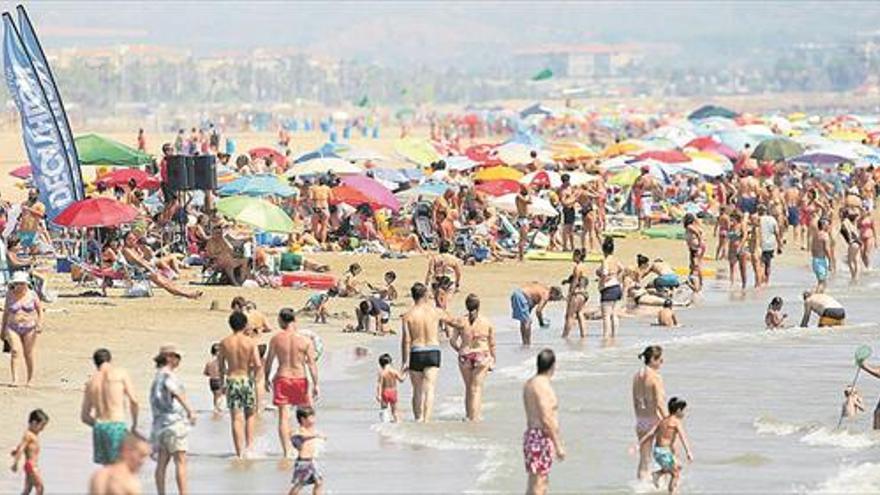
[[727, 211, 748, 289], [449, 294, 496, 422], [1, 272, 43, 386], [841, 208, 862, 281], [597, 237, 623, 339], [632, 345, 667, 482], [746, 214, 764, 287], [858, 206, 876, 270], [683, 214, 705, 290], [562, 249, 590, 338]]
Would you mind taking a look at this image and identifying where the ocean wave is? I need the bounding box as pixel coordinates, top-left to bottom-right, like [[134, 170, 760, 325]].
[[754, 417, 879, 450], [811, 462, 880, 494], [371, 422, 494, 452]]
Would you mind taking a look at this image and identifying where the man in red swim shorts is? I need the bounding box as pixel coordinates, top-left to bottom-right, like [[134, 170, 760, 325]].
[[522, 349, 565, 495], [264, 308, 319, 459]]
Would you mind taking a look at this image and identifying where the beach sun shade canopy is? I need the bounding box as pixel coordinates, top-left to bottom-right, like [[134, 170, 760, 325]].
[[75, 134, 152, 167], [96, 168, 161, 190], [52, 197, 139, 228], [215, 196, 294, 233]]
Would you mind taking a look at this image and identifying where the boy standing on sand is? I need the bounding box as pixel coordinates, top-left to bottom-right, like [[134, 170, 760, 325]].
[[376, 353, 406, 422], [637, 397, 694, 494], [10, 409, 49, 495]]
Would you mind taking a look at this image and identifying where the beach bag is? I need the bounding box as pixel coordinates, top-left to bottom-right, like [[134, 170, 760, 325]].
[[125, 281, 151, 298]]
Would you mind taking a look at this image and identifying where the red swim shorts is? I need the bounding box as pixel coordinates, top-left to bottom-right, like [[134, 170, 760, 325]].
[[523, 428, 554, 476], [273, 377, 310, 407], [381, 389, 398, 405]]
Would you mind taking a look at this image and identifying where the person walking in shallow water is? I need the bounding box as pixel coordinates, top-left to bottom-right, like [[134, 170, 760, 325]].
[[522, 348, 565, 495], [632, 345, 667, 482], [449, 294, 496, 421]]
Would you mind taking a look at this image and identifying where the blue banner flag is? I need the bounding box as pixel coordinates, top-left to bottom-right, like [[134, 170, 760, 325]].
[[3, 13, 78, 220], [17, 5, 83, 201]]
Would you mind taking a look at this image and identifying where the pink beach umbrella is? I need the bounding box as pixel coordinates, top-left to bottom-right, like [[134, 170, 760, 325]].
[[9, 165, 31, 179], [340, 174, 401, 212]]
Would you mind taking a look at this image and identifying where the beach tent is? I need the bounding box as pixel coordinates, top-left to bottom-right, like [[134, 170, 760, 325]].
[[688, 105, 739, 120], [519, 102, 554, 119], [76, 134, 152, 167]]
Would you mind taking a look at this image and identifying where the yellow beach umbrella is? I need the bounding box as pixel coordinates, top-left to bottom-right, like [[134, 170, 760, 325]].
[[474, 166, 524, 182], [827, 129, 867, 142], [394, 137, 440, 167], [685, 150, 728, 163], [601, 140, 642, 158]]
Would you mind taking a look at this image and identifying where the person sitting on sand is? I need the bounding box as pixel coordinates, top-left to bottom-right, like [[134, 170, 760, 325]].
[[799, 290, 845, 328], [121, 233, 202, 299], [425, 240, 462, 296], [765, 297, 787, 329], [88, 435, 150, 495], [656, 300, 679, 328], [337, 263, 364, 297], [842, 385, 865, 419], [204, 226, 251, 286], [368, 271, 398, 301]]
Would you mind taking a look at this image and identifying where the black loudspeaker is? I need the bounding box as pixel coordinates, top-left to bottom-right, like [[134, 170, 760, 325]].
[[185, 156, 196, 189], [193, 155, 217, 190], [166, 155, 191, 192]]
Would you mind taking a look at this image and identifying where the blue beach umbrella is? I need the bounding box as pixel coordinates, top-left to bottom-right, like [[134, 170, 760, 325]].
[[218, 175, 296, 198]]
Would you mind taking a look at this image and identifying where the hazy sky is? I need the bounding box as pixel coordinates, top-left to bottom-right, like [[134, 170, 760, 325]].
[[5, 1, 880, 67]]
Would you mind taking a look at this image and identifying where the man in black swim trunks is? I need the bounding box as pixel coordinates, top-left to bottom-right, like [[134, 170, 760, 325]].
[[401, 283, 459, 422], [559, 175, 577, 252]]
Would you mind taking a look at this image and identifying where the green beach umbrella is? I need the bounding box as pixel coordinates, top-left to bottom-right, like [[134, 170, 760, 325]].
[[216, 196, 294, 233], [75, 134, 152, 167], [609, 167, 640, 187], [532, 68, 554, 81], [356, 95, 370, 108], [751, 137, 804, 162]]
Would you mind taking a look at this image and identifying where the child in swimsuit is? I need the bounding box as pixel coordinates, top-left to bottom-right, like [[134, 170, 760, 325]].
[[202, 343, 225, 414], [290, 407, 325, 495], [376, 353, 406, 423], [764, 297, 787, 330], [10, 409, 48, 495], [842, 385, 865, 420], [637, 397, 694, 494]]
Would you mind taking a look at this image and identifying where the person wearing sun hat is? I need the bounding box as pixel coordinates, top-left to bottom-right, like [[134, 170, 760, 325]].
[[1, 270, 42, 386], [149, 343, 195, 495]]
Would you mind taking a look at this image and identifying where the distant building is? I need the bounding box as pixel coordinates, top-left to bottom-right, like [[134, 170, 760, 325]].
[[513, 43, 643, 79]]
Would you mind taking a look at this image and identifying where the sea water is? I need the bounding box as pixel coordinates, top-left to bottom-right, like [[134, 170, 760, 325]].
[[4, 264, 880, 493]]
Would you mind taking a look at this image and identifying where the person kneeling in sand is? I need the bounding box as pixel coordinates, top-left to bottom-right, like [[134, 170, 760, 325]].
[[89, 435, 150, 495], [656, 300, 679, 328]]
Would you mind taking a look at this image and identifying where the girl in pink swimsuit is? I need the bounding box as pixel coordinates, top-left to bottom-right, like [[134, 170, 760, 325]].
[[1, 273, 42, 386]]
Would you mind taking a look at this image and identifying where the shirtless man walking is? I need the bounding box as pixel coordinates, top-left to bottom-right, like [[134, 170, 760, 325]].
[[810, 218, 833, 293], [522, 349, 565, 495], [88, 435, 151, 495], [400, 282, 458, 422], [264, 308, 319, 458], [632, 345, 667, 481], [633, 167, 661, 230], [80, 348, 140, 466], [218, 312, 262, 458]]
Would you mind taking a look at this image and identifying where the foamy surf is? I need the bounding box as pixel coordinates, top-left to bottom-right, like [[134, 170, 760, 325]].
[[753, 417, 879, 450], [811, 462, 880, 494]]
